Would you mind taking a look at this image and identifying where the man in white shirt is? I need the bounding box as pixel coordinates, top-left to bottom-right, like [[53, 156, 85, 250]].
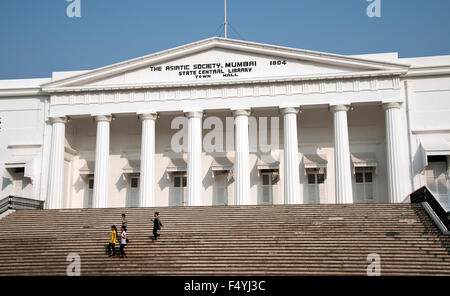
[[119, 226, 127, 258]]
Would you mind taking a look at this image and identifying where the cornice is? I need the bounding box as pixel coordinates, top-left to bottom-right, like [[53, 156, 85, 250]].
[[50, 76, 401, 106], [0, 88, 46, 98], [404, 65, 450, 77], [43, 70, 404, 94], [48, 75, 401, 107]]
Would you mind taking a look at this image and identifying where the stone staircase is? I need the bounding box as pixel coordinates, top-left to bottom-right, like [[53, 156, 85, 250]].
[[0, 204, 448, 276]]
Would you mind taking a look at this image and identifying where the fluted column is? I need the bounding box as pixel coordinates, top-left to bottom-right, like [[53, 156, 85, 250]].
[[233, 109, 251, 205], [281, 107, 301, 204], [46, 116, 67, 209], [92, 115, 112, 208], [330, 105, 353, 204], [383, 102, 403, 203], [139, 113, 157, 207], [185, 111, 203, 206]]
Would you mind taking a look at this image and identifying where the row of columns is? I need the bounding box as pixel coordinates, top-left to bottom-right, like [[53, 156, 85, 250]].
[[46, 102, 404, 209]]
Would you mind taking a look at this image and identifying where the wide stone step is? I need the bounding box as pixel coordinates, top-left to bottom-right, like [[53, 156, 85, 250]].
[[0, 203, 448, 276]]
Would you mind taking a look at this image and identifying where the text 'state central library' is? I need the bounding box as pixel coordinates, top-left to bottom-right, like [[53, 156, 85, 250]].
[[1, 38, 450, 210]]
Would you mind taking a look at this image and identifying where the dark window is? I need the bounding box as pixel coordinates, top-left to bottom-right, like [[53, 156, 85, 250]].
[[262, 174, 271, 186], [355, 172, 364, 183], [428, 155, 447, 163], [317, 174, 325, 184], [307, 174, 316, 184], [174, 176, 181, 187], [131, 178, 139, 188], [14, 167, 25, 174], [174, 176, 187, 188], [88, 179, 94, 189], [365, 172, 373, 183]]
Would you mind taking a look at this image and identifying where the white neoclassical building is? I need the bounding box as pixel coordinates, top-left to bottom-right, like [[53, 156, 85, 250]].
[[1, 37, 450, 209]]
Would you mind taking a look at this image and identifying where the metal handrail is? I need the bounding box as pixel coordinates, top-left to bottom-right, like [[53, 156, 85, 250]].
[[0, 196, 44, 214], [410, 186, 450, 231], [0, 197, 11, 213]]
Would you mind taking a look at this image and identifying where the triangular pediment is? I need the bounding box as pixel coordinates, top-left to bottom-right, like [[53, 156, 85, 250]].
[[42, 37, 409, 90]]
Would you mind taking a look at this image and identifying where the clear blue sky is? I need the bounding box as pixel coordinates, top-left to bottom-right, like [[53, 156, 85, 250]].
[[1, 0, 450, 79]]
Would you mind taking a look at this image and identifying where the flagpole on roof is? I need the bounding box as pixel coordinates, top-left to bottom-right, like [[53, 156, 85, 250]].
[[224, 0, 228, 38]]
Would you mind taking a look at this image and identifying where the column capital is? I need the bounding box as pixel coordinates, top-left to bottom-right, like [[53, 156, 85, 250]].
[[280, 107, 299, 115], [139, 113, 158, 121], [329, 104, 350, 113], [232, 109, 251, 117], [49, 116, 67, 124], [93, 114, 112, 122], [382, 102, 402, 110], [184, 111, 203, 119]]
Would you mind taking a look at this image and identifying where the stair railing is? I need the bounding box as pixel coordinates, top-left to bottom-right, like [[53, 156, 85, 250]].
[[410, 186, 450, 231], [0, 196, 44, 214]]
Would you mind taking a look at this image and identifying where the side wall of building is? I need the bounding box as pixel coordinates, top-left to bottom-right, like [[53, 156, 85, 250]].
[[0, 95, 48, 201], [405, 74, 450, 208]]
